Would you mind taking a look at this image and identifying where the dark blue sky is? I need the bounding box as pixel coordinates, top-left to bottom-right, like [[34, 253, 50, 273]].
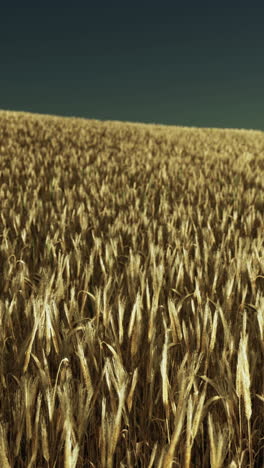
[[1, 2, 264, 130]]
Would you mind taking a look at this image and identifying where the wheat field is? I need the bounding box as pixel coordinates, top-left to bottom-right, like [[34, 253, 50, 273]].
[[0, 109, 263, 467]]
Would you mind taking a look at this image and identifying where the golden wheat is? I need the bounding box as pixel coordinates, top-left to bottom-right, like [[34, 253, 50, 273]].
[[0, 109, 263, 466]]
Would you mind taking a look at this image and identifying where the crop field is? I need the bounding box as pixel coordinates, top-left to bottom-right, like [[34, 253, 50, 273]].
[[0, 109, 263, 467]]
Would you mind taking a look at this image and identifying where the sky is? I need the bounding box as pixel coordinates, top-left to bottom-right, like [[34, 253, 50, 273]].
[[1, 2, 264, 131]]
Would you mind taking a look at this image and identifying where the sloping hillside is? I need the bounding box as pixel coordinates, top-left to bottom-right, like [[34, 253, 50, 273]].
[[0, 109, 264, 467]]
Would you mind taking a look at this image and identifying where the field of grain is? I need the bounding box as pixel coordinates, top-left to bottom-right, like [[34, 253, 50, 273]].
[[0, 109, 263, 467]]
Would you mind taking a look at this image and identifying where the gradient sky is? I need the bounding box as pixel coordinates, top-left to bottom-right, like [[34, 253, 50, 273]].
[[1, 2, 264, 131]]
